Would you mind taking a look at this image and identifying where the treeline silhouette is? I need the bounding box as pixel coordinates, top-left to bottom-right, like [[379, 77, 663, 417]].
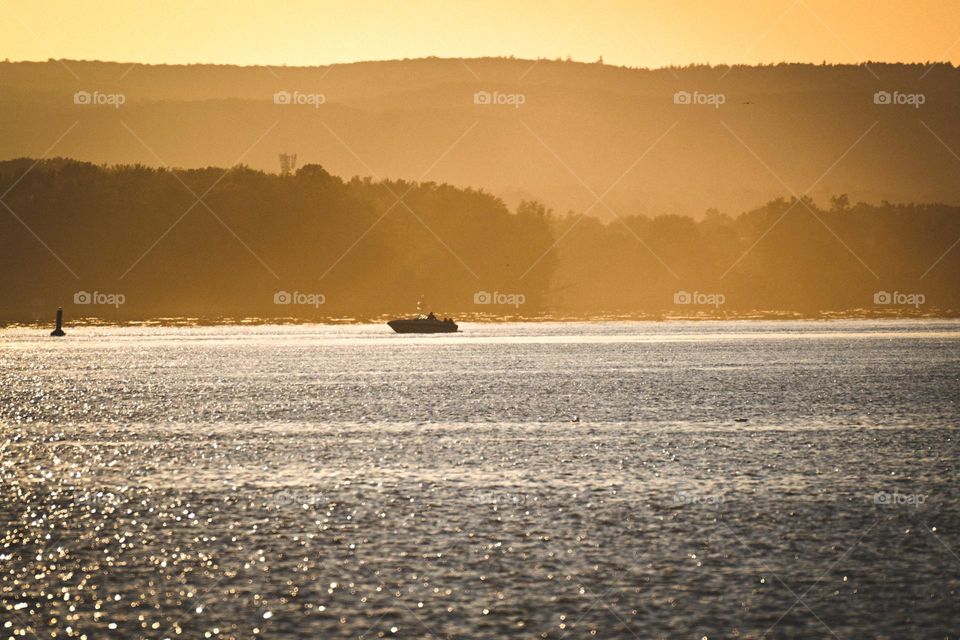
[[549, 197, 960, 315], [1, 159, 957, 322], [0, 158, 554, 321]]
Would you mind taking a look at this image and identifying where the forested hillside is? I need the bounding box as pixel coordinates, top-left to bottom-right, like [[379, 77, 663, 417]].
[[2, 159, 957, 322], [2, 58, 959, 217]]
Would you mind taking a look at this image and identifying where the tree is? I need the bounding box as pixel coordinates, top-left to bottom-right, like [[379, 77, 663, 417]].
[[830, 194, 850, 211]]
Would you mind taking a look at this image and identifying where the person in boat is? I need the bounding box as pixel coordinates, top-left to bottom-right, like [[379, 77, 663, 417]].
[[427, 312, 437, 321]]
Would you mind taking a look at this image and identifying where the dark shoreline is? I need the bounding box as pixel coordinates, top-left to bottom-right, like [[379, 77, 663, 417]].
[[3, 310, 958, 330]]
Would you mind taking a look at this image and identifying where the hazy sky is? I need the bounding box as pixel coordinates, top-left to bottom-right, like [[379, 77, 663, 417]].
[[2, 0, 960, 68]]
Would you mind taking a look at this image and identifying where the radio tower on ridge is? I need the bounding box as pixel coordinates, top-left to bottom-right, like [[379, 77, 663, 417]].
[[279, 153, 298, 176]]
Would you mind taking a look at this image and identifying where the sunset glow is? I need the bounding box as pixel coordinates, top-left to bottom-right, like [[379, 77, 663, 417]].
[[3, 0, 960, 68]]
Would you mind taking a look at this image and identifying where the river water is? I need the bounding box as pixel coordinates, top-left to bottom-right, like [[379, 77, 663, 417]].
[[2, 321, 958, 638]]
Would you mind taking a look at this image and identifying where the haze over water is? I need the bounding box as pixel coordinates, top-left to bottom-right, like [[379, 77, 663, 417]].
[[2, 320, 958, 638]]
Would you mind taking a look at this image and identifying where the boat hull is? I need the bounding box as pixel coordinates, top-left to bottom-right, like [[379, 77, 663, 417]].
[[387, 319, 458, 333]]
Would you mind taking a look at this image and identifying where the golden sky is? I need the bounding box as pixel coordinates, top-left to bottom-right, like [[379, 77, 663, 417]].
[[2, 0, 960, 68]]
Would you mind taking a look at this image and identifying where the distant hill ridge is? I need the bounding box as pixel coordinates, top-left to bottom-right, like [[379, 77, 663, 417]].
[[2, 58, 959, 216]]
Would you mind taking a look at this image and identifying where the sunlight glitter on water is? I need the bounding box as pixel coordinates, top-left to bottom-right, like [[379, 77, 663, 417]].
[[2, 320, 959, 638]]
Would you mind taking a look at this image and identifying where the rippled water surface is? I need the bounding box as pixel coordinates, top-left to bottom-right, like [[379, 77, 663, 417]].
[[2, 320, 959, 639]]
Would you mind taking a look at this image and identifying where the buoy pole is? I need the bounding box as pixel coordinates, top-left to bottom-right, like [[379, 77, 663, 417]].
[[50, 307, 65, 337]]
